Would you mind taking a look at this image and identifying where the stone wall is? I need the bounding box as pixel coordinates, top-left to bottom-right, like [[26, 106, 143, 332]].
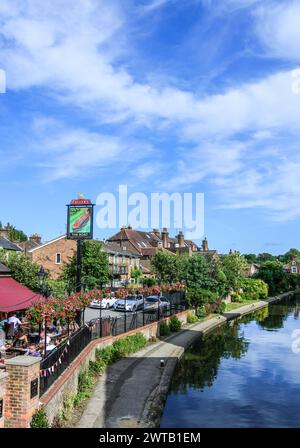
[[42, 309, 190, 425]]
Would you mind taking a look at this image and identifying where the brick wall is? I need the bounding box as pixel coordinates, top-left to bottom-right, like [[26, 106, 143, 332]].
[[0, 372, 7, 428], [4, 356, 40, 428], [30, 237, 76, 279]]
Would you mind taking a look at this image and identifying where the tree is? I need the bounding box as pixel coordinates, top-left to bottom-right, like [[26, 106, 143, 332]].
[[0, 250, 41, 291], [186, 255, 218, 291], [283, 248, 300, 263], [151, 251, 177, 284], [220, 252, 248, 290], [257, 252, 275, 263], [62, 240, 109, 291], [244, 254, 257, 264], [131, 267, 142, 285], [236, 277, 269, 300], [255, 260, 288, 295]]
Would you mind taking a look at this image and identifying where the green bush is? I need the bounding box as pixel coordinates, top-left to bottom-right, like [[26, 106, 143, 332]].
[[187, 311, 198, 323], [169, 315, 182, 332], [159, 321, 170, 336], [196, 306, 206, 318], [30, 409, 50, 428], [215, 300, 226, 314]]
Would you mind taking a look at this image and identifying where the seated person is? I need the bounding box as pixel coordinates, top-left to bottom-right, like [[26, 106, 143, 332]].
[[12, 328, 28, 348], [40, 331, 51, 346], [25, 345, 42, 357], [0, 329, 5, 349]]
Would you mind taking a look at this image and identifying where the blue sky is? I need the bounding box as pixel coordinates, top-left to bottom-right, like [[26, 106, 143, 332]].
[[1, 0, 300, 254]]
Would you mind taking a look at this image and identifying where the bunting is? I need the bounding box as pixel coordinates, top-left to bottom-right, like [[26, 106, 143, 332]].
[[40, 340, 70, 377]]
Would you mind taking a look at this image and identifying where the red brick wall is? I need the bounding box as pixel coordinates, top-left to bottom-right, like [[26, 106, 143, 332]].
[[0, 372, 7, 428], [30, 237, 76, 279], [5, 356, 40, 428]]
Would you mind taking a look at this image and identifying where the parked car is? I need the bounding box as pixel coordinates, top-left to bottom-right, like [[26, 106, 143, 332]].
[[143, 295, 170, 314], [89, 295, 117, 309], [114, 295, 144, 312]]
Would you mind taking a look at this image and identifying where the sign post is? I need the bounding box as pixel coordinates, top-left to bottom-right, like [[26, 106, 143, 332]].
[[67, 196, 94, 324]]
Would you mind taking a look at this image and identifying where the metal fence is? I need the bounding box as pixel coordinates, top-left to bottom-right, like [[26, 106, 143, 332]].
[[40, 291, 187, 396]]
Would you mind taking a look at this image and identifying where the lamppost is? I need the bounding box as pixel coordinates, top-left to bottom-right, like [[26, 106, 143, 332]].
[[124, 280, 129, 333], [99, 282, 103, 338], [36, 266, 49, 357]]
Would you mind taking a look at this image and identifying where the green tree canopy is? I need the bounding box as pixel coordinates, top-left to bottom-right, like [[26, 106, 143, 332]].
[[0, 250, 41, 291], [255, 260, 288, 295], [220, 252, 248, 290], [61, 240, 109, 291]]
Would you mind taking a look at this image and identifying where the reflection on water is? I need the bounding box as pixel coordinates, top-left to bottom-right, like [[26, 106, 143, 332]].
[[160, 296, 300, 428]]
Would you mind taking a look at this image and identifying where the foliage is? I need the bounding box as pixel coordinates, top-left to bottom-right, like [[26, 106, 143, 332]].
[[187, 311, 198, 323], [159, 321, 171, 336], [150, 251, 188, 284], [186, 255, 217, 291], [46, 279, 69, 299], [169, 315, 182, 332], [257, 252, 276, 263], [255, 261, 289, 295], [220, 252, 248, 290], [0, 250, 41, 291], [282, 248, 300, 263], [0, 222, 27, 242], [187, 288, 218, 308], [236, 278, 269, 301], [143, 277, 156, 287], [30, 409, 50, 428], [62, 240, 109, 291], [131, 267, 142, 284], [243, 254, 258, 264], [196, 306, 206, 318]]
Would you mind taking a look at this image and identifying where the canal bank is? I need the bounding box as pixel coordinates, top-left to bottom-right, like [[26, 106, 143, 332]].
[[77, 291, 293, 428]]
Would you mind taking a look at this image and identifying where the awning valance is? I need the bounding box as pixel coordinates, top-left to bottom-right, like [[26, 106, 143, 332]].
[[0, 277, 39, 312]]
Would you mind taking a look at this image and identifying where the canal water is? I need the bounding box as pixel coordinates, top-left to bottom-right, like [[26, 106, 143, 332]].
[[160, 295, 300, 428]]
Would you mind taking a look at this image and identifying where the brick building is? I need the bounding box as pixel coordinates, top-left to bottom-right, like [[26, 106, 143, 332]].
[[284, 256, 300, 275], [28, 235, 77, 279], [27, 235, 141, 285]]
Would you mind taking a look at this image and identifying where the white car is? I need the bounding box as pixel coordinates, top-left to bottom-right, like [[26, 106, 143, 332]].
[[89, 296, 117, 309]]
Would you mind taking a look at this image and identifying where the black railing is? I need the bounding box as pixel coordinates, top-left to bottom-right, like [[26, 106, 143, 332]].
[[39, 291, 187, 396], [39, 324, 92, 396]]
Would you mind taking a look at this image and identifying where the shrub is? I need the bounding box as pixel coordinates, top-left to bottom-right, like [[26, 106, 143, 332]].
[[187, 311, 198, 323], [159, 321, 170, 336], [196, 306, 206, 318], [31, 409, 50, 428], [169, 315, 182, 332], [215, 300, 226, 314]]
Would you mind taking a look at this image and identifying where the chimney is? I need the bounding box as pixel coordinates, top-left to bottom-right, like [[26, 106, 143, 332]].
[[152, 229, 161, 238], [202, 237, 208, 252], [29, 234, 42, 245], [162, 228, 169, 249], [177, 231, 185, 248], [0, 229, 10, 240]]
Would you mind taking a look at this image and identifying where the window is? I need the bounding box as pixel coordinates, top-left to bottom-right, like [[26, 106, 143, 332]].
[[114, 255, 118, 264], [55, 253, 61, 264], [292, 266, 297, 273], [122, 256, 126, 264]]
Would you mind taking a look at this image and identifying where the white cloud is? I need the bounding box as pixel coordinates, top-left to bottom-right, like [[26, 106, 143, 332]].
[[1, 0, 300, 221], [255, 1, 300, 61], [31, 117, 153, 181]]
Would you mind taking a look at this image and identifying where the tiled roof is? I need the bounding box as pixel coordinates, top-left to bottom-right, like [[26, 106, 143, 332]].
[[103, 242, 141, 258], [0, 237, 22, 251]]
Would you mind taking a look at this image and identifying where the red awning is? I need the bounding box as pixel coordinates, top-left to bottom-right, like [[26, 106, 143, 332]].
[[0, 277, 40, 312]]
